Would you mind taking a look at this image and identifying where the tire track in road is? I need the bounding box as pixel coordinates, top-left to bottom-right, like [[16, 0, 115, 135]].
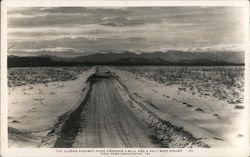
[[53, 82, 93, 148], [73, 76, 160, 148], [54, 69, 161, 148]]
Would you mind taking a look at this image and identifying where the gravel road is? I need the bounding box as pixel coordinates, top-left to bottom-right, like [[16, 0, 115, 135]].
[[55, 67, 160, 148]]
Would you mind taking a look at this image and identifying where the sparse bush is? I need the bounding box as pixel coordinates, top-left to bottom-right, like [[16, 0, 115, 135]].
[[8, 66, 90, 87], [118, 66, 244, 104]]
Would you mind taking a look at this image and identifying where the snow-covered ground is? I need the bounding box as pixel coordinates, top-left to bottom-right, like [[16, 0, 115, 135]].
[[8, 67, 95, 147], [118, 66, 244, 105], [7, 66, 246, 148], [109, 66, 246, 148]]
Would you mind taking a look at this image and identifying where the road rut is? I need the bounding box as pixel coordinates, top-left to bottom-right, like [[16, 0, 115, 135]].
[[72, 77, 159, 148], [52, 67, 160, 148]]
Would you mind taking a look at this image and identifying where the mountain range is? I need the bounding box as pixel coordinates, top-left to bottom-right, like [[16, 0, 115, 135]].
[[8, 50, 244, 67]]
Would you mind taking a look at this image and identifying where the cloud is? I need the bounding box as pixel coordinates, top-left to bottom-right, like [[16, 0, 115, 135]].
[[100, 16, 161, 27], [7, 13, 35, 19], [10, 47, 79, 53], [7, 7, 132, 28], [8, 34, 104, 42], [9, 47, 83, 57], [7, 7, 245, 56]]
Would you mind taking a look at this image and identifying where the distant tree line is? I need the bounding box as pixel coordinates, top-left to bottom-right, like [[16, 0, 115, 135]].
[[8, 56, 244, 68]]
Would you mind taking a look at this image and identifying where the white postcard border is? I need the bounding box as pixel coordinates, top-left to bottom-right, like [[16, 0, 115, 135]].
[[1, 1, 249, 157]]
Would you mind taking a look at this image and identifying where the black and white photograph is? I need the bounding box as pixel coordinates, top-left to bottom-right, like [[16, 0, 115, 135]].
[[1, 1, 249, 156]]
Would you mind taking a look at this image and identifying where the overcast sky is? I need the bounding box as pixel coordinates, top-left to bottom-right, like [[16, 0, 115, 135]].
[[8, 7, 245, 57]]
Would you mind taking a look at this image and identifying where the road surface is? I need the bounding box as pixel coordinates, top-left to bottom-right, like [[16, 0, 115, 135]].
[[55, 67, 160, 148]]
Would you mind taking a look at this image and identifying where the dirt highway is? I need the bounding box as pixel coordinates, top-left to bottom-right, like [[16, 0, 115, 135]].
[[55, 67, 160, 148]]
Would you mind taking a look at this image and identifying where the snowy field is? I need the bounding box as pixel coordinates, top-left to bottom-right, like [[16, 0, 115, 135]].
[[117, 66, 244, 105], [8, 67, 91, 87], [7, 66, 246, 148], [8, 67, 95, 147], [110, 66, 245, 147]]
